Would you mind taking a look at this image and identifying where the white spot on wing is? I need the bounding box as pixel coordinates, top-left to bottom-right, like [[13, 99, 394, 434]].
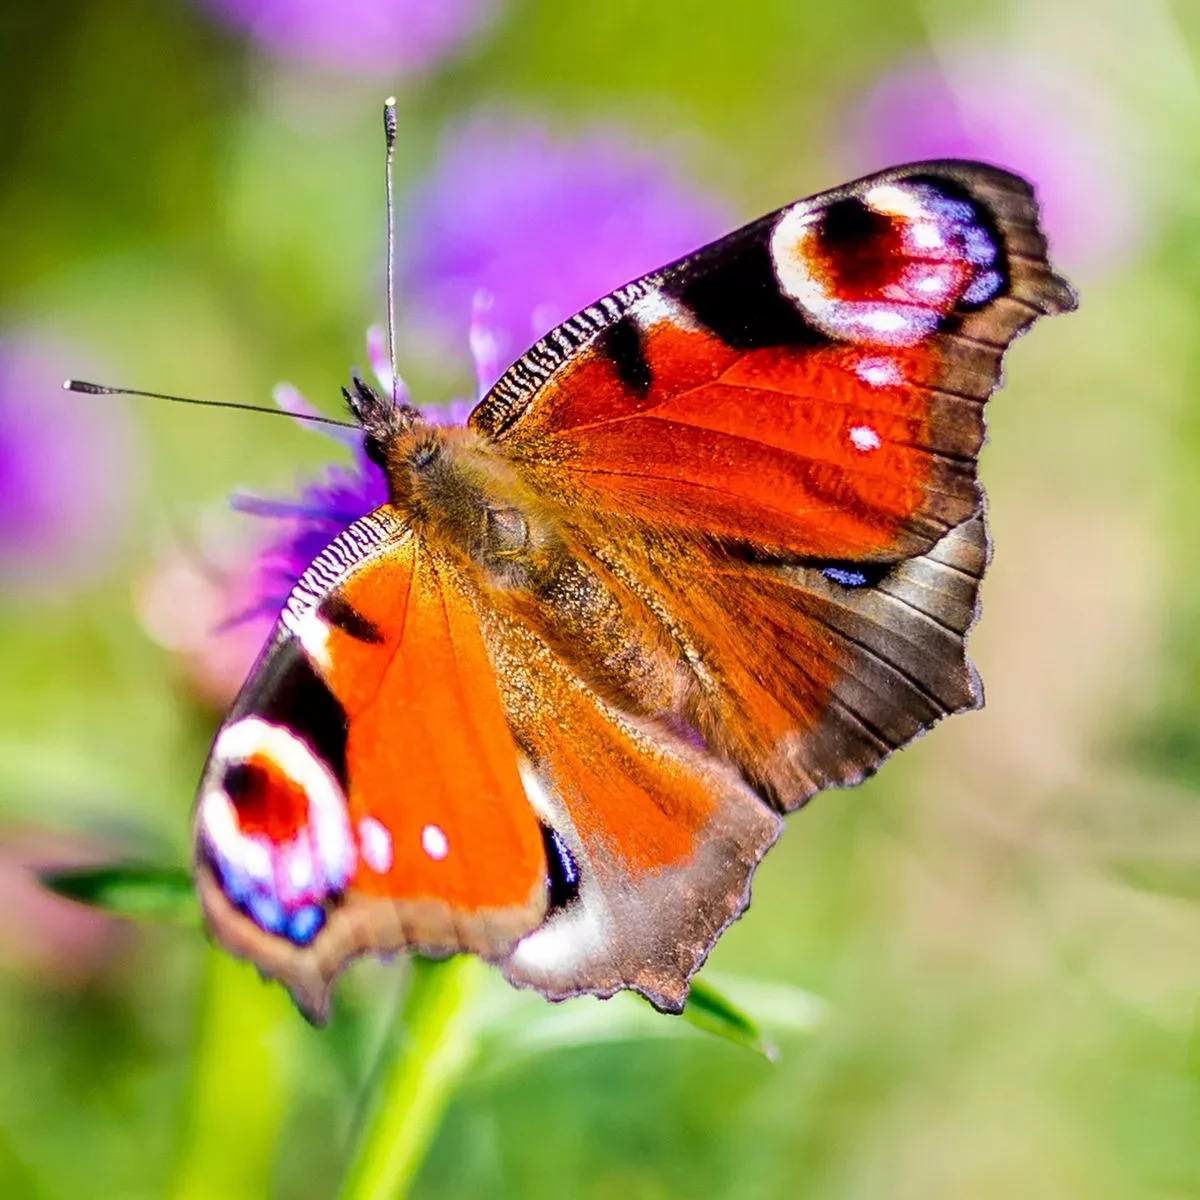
[[911, 270, 949, 296], [281, 606, 332, 671], [509, 888, 612, 976], [849, 424, 882, 452], [421, 824, 449, 861], [629, 289, 698, 332], [518, 761, 557, 823], [770, 204, 828, 312], [910, 222, 944, 250], [865, 182, 925, 219], [853, 356, 903, 388], [861, 309, 908, 334], [359, 816, 393, 874]]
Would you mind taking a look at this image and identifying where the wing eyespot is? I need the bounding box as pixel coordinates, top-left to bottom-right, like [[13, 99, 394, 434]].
[[198, 717, 354, 948]]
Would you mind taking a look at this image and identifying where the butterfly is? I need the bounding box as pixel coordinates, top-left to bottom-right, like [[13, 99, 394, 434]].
[[191, 153, 1075, 1022]]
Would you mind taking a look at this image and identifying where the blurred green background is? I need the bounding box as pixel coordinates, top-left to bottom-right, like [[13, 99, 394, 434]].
[[2, 0, 1199, 1196]]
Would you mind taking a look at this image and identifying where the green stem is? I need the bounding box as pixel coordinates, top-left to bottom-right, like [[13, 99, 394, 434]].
[[338, 956, 485, 1200], [171, 948, 298, 1200]]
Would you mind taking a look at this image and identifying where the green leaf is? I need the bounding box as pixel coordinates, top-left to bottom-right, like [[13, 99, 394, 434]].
[[682, 977, 780, 1060], [1109, 855, 1200, 901], [475, 971, 824, 1073], [39, 862, 198, 924]]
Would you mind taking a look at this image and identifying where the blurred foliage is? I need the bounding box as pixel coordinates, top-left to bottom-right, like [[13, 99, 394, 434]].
[[40, 863, 197, 924], [2, 0, 1200, 1197]]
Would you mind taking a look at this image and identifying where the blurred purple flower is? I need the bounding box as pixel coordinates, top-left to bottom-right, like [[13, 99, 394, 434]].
[[840, 50, 1140, 274], [404, 116, 732, 373], [230, 390, 390, 627], [139, 327, 479, 706], [195, 0, 498, 76], [136, 532, 276, 711], [0, 335, 139, 597]]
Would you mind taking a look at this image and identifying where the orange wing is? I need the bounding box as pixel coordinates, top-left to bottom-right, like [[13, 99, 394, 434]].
[[473, 161, 1074, 562], [193, 509, 548, 1020]]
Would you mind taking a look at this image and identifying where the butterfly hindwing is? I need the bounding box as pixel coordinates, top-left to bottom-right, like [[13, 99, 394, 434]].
[[478, 610, 781, 1009]]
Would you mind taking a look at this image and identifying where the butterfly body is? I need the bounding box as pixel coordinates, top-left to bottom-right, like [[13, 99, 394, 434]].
[[194, 161, 1075, 1021]]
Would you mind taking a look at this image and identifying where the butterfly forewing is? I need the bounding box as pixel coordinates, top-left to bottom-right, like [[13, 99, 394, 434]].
[[472, 161, 1074, 561], [194, 510, 549, 1021]]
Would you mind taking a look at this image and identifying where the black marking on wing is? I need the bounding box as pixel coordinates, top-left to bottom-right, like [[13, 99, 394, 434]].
[[541, 824, 580, 910], [595, 314, 652, 396], [234, 639, 349, 788], [663, 226, 825, 351], [222, 761, 265, 805], [717, 536, 897, 581], [815, 196, 891, 262], [321, 591, 384, 644]]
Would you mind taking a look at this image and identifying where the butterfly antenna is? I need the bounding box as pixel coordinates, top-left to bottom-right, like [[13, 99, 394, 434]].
[[62, 379, 357, 429], [383, 95, 400, 414]]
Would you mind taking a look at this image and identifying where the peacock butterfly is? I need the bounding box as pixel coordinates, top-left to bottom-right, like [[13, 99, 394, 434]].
[[180, 109, 1075, 1022]]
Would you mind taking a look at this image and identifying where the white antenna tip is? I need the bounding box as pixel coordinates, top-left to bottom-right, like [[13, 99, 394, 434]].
[[62, 378, 73, 390], [384, 96, 396, 107]]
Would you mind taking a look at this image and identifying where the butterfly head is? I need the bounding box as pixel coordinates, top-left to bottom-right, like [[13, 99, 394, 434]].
[[341, 371, 423, 472]]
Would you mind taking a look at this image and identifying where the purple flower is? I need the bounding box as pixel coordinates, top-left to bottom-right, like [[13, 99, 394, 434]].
[[231, 323, 488, 623], [403, 115, 732, 373], [136, 533, 280, 711], [231, 385, 390, 626], [0, 334, 139, 597], [230, 121, 729, 621], [839, 49, 1140, 275], [194, 0, 498, 76]]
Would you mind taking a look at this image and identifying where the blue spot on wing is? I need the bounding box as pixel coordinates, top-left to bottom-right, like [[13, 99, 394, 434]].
[[542, 825, 580, 909], [248, 891, 287, 935], [963, 225, 997, 266], [822, 567, 870, 587], [287, 904, 326, 946], [962, 270, 1003, 305]]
